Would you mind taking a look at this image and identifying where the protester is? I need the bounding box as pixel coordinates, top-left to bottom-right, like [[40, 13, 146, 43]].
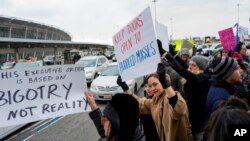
[[159, 44, 211, 141], [117, 63, 193, 141], [206, 57, 243, 118], [84, 91, 145, 141], [204, 96, 250, 141], [161, 58, 185, 96], [73, 53, 81, 63], [178, 48, 190, 65], [232, 41, 249, 63]]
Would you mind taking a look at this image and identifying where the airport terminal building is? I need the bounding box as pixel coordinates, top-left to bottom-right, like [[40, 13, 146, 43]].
[[0, 16, 112, 64]]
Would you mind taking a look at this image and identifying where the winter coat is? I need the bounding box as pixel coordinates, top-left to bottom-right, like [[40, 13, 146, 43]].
[[166, 54, 211, 133], [162, 59, 185, 95], [134, 92, 193, 141], [89, 108, 146, 141], [206, 80, 235, 119], [140, 96, 160, 141]]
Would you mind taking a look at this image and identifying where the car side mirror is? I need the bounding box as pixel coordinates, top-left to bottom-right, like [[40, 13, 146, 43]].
[[97, 63, 102, 66]]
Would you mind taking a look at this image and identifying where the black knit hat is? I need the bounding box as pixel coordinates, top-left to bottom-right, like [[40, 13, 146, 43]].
[[103, 94, 139, 138], [190, 55, 209, 71], [211, 57, 238, 80]]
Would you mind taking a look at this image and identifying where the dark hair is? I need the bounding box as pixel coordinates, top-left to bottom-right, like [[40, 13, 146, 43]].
[[204, 96, 250, 141], [105, 94, 140, 141], [145, 73, 159, 84], [107, 124, 119, 141]]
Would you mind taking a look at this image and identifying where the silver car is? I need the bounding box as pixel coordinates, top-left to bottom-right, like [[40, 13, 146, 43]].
[[90, 62, 144, 101], [75, 55, 109, 84]]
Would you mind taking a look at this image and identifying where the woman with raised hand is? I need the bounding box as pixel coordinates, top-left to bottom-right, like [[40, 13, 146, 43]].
[[117, 63, 193, 141], [158, 39, 211, 141]]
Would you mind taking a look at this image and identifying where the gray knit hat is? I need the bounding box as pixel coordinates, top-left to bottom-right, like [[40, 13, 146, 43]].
[[211, 57, 238, 80], [190, 55, 209, 71], [179, 48, 190, 57]]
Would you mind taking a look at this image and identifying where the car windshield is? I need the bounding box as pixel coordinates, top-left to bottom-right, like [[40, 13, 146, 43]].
[[44, 56, 54, 60], [100, 65, 119, 76], [76, 59, 96, 67], [14, 62, 40, 69], [2, 62, 14, 67]]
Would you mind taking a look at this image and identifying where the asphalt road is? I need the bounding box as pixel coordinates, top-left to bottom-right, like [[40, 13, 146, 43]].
[[6, 87, 144, 141]]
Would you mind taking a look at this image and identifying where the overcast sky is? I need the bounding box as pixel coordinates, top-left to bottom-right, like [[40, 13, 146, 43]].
[[0, 0, 249, 45]]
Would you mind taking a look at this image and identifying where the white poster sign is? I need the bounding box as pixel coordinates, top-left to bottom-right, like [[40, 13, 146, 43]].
[[238, 25, 249, 39], [0, 64, 90, 127], [156, 22, 169, 51], [112, 7, 161, 81]]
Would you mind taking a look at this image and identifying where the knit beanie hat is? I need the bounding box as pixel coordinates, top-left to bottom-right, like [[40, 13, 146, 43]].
[[103, 94, 139, 138], [179, 48, 190, 57], [190, 55, 209, 71], [211, 57, 238, 80]]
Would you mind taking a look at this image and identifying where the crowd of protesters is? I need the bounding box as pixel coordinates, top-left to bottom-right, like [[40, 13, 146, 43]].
[[84, 38, 250, 141]]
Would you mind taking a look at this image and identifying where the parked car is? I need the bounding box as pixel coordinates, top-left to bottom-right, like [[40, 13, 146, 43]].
[[13, 61, 43, 69], [75, 55, 109, 84], [90, 62, 144, 101], [1, 61, 15, 70], [202, 43, 223, 55]]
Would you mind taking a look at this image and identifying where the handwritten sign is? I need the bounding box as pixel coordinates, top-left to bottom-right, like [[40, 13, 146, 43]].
[[156, 22, 169, 51], [238, 25, 249, 39], [112, 7, 160, 81], [181, 39, 194, 49], [218, 27, 236, 51], [0, 64, 90, 127]]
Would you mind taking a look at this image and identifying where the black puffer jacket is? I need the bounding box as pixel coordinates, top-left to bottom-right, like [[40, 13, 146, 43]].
[[166, 54, 211, 134]]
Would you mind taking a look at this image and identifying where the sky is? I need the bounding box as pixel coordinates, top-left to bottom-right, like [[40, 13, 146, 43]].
[[0, 0, 249, 45]]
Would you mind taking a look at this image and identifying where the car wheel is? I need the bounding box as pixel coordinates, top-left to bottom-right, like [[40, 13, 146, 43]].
[[134, 83, 138, 94]]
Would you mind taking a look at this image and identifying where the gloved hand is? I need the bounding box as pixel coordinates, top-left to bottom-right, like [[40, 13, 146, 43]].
[[117, 75, 129, 91], [157, 39, 167, 56], [157, 63, 170, 89]]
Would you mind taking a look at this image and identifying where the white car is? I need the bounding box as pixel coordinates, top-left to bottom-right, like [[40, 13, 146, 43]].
[[75, 55, 109, 84], [90, 62, 144, 101], [1, 61, 15, 70], [202, 43, 223, 55], [13, 61, 43, 69]]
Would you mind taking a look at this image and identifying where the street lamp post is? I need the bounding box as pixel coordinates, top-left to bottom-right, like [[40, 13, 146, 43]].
[[236, 4, 240, 42], [237, 4, 240, 25], [170, 18, 173, 40]]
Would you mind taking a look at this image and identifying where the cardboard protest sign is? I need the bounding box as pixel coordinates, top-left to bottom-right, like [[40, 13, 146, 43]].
[[0, 64, 89, 127], [218, 27, 236, 51], [112, 7, 161, 81], [156, 22, 169, 51], [181, 39, 194, 49], [238, 25, 249, 39], [174, 39, 182, 51]]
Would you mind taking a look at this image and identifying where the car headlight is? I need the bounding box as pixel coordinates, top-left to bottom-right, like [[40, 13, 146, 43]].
[[85, 71, 93, 77], [90, 83, 98, 91]]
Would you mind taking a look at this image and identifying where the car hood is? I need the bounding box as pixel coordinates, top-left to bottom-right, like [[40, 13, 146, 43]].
[[92, 76, 118, 86], [84, 67, 95, 73]]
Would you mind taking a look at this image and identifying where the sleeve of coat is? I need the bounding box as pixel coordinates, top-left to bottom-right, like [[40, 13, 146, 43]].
[[132, 94, 152, 114], [89, 108, 106, 138], [171, 92, 189, 120]]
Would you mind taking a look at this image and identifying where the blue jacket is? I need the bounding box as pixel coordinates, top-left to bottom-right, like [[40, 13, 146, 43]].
[[206, 80, 235, 119]]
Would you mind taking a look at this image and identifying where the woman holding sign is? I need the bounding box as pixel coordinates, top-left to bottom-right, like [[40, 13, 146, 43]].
[[117, 63, 193, 141]]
